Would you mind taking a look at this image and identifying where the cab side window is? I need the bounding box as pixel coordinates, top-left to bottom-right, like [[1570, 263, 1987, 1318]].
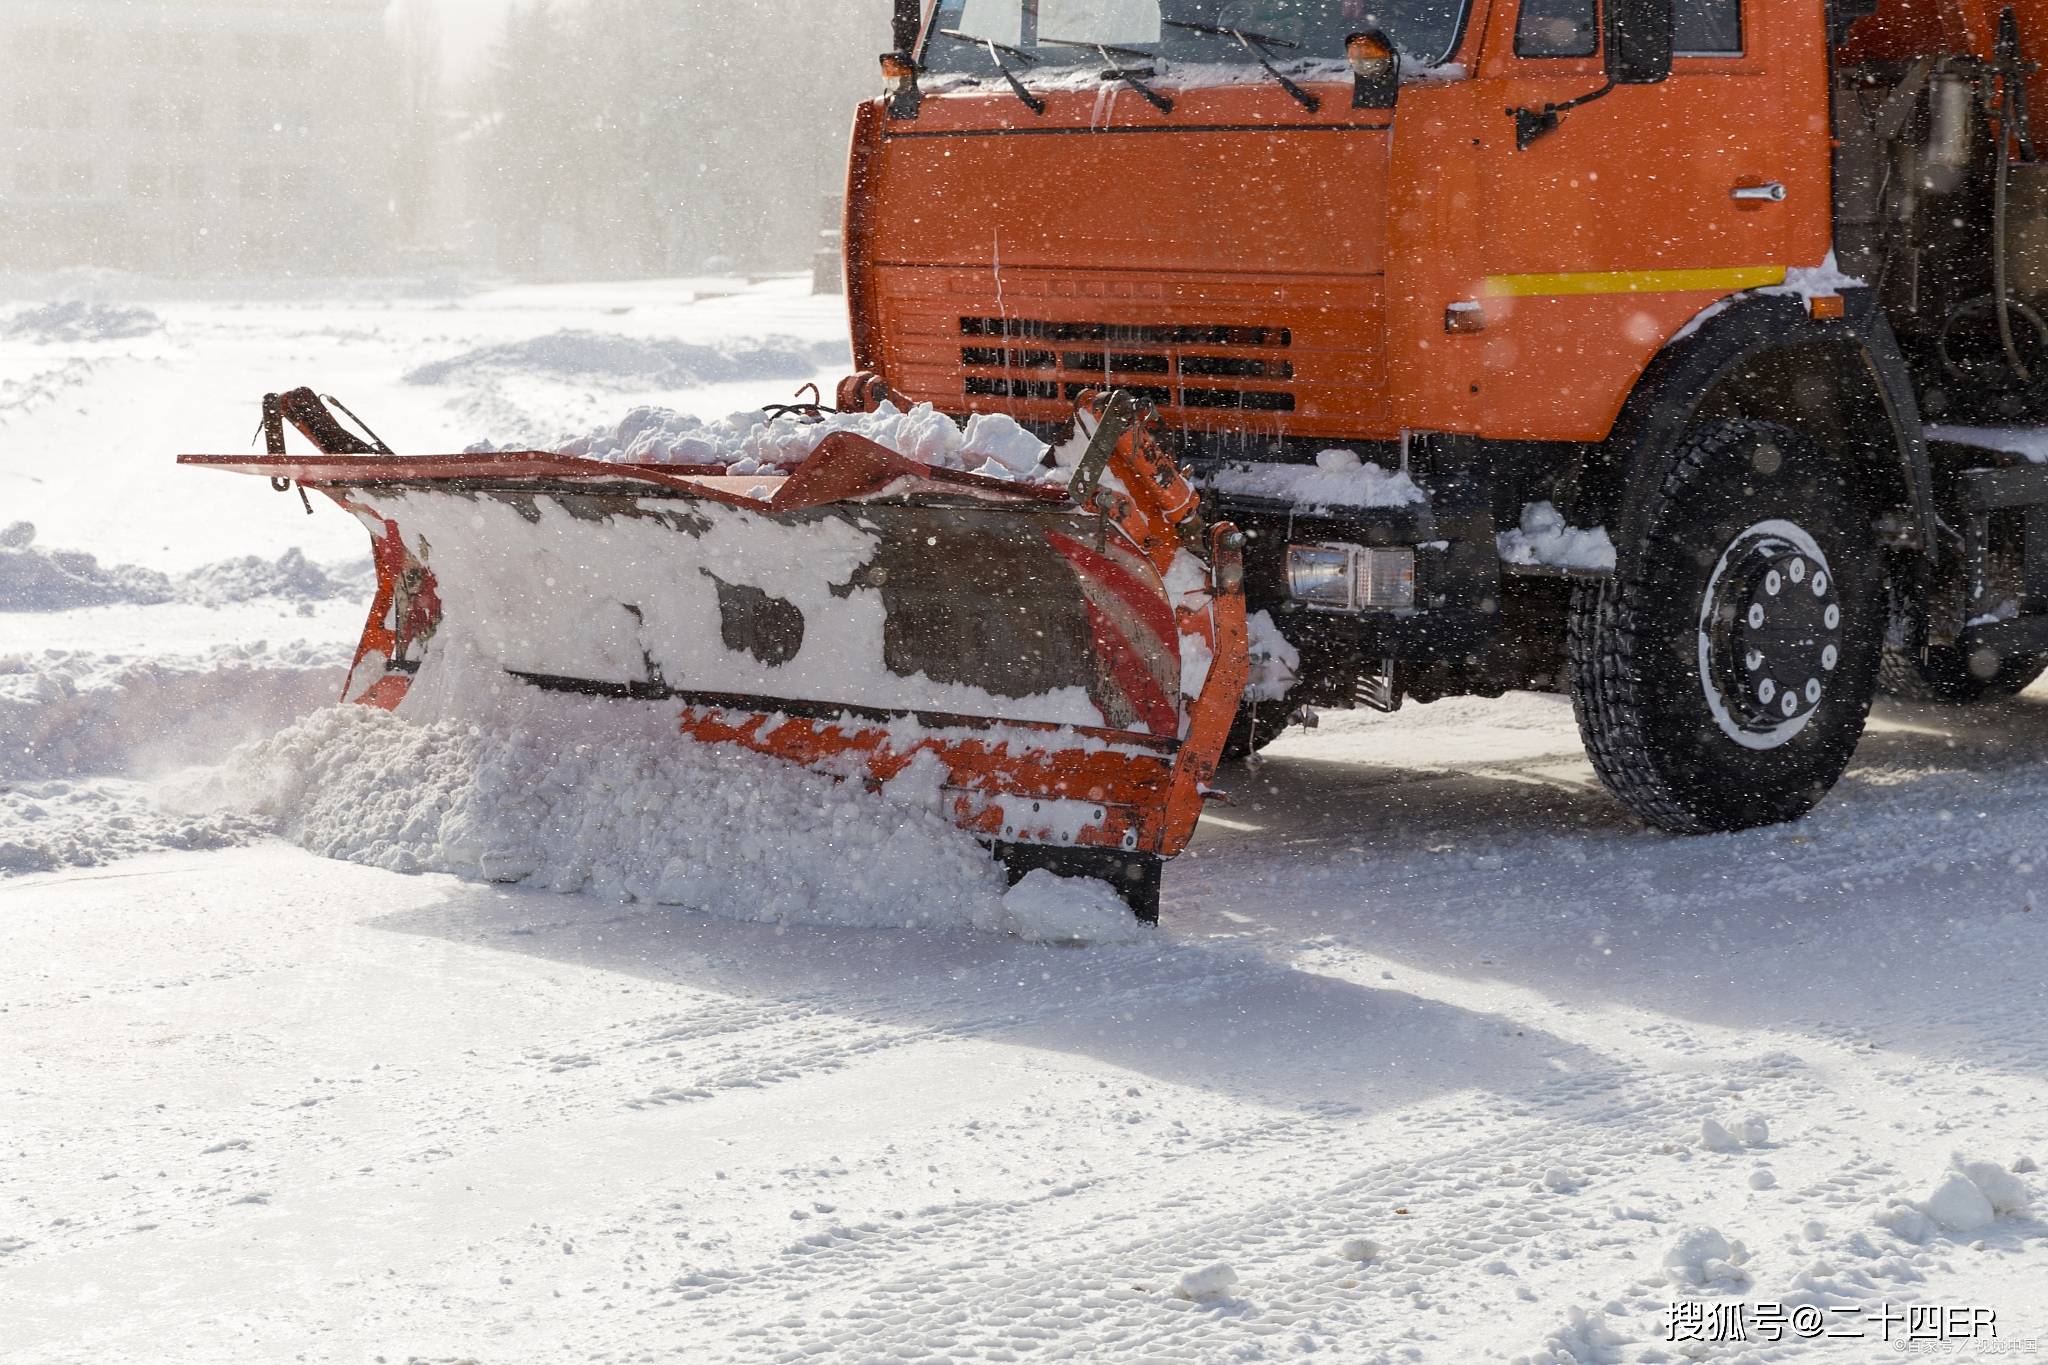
[[1676, 0, 1743, 54], [1515, 0, 1597, 58]]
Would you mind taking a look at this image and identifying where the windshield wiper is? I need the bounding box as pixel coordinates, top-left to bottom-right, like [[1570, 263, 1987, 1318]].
[[1163, 18, 1319, 110], [1037, 37, 1175, 112], [935, 28, 1047, 113]]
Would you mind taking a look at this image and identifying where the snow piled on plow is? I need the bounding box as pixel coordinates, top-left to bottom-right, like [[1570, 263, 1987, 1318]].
[[473, 400, 1055, 481], [203, 689, 1146, 944]]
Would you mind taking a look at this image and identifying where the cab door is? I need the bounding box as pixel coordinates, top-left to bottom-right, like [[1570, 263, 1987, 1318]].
[[1471, 0, 1834, 440]]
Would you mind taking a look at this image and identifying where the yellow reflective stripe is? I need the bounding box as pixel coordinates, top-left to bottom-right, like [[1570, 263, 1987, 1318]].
[[1481, 266, 1788, 298]]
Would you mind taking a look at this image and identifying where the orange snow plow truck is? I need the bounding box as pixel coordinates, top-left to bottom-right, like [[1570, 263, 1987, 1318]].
[[187, 0, 2048, 918]]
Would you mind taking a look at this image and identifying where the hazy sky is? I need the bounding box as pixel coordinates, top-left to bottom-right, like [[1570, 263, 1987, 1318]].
[[427, 0, 524, 79]]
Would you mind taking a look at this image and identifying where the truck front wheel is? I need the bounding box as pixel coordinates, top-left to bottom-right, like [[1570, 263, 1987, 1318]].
[[1568, 419, 1882, 833], [1218, 699, 1296, 763]]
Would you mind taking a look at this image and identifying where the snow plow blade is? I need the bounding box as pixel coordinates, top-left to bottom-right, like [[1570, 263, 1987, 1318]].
[[179, 388, 1247, 918]]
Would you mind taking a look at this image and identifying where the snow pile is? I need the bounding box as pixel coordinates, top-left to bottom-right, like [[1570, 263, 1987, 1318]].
[[175, 548, 371, 606], [1497, 502, 1617, 573], [1661, 1225, 1751, 1290], [1700, 1115, 1769, 1152], [1173, 1263, 1239, 1301], [0, 525, 368, 612], [1879, 1155, 2034, 1241], [406, 330, 845, 389], [1512, 1307, 1629, 1365], [1204, 448, 1427, 510], [0, 523, 173, 609], [519, 399, 1052, 480], [0, 642, 349, 781], [0, 779, 266, 876], [996, 869, 1144, 942], [206, 691, 1146, 944], [2, 300, 163, 343]]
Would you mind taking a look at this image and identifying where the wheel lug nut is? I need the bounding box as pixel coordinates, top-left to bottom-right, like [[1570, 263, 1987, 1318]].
[[1811, 571, 1827, 596], [1822, 644, 1838, 670], [1781, 691, 1799, 717], [1745, 649, 1763, 671], [1805, 678, 1822, 703], [1765, 570, 1782, 596], [1824, 604, 1840, 629], [1758, 678, 1778, 704], [1748, 604, 1766, 629], [1788, 558, 1807, 584]]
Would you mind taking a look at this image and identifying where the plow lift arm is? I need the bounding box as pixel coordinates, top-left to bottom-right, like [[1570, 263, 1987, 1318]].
[[180, 385, 1249, 921]]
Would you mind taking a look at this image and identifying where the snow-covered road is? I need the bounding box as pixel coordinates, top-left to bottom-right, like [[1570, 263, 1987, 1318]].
[[5, 278, 2046, 1363]]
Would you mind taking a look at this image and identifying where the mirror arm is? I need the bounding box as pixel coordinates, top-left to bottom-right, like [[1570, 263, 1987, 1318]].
[[1508, 79, 1615, 150], [892, 0, 926, 53]]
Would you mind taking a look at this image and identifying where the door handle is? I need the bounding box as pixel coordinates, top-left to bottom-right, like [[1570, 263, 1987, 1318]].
[[1731, 182, 1787, 202]]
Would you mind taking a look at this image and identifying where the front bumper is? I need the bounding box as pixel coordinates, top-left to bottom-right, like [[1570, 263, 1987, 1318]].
[[1205, 490, 1502, 680]]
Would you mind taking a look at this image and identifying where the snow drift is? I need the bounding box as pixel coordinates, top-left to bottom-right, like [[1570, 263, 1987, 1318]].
[[1, 642, 351, 782], [406, 330, 846, 389], [0, 779, 265, 876], [202, 685, 1145, 944], [3, 300, 163, 344], [0, 523, 370, 612]]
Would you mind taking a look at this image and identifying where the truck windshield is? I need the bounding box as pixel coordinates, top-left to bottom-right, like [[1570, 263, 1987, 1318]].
[[923, 0, 1468, 73]]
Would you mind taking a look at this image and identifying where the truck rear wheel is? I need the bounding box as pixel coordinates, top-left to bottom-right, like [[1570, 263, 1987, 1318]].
[[1879, 587, 2048, 703], [1568, 419, 1882, 833], [1879, 645, 2047, 702]]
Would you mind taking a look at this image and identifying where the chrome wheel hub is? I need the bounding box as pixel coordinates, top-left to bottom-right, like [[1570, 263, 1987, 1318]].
[[1697, 520, 1841, 750]]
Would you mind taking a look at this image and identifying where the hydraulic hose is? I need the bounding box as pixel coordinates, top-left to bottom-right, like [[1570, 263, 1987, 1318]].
[[1994, 7, 2034, 381], [1995, 120, 2027, 381]]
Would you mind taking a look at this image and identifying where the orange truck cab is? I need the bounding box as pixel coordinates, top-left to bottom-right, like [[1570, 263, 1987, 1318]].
[[846, 0, 2048, 833]]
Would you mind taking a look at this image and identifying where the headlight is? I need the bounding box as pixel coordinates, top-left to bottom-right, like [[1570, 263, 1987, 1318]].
[[1285, 543, 1415, 611]]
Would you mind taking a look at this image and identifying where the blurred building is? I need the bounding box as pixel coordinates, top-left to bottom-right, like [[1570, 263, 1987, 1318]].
[[0, 0, 397, 276]]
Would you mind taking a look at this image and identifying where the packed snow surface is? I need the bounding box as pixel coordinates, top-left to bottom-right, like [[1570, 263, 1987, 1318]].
[[1205, 447, 1427, 510], [8, 277, 2048, 1364]]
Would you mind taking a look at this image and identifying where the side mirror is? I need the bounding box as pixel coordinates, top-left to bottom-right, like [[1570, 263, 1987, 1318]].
[[881, 51, 923, 120], [1605, 0, 1674, 85], [1346, 32, 1399, 110]]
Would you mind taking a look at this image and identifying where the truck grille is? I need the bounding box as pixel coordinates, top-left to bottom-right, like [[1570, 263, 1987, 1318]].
[[956, 316, 1296, 413]]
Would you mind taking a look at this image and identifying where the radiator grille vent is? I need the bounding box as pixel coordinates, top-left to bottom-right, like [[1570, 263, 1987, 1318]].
[[956, 316, 1296, 414]]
